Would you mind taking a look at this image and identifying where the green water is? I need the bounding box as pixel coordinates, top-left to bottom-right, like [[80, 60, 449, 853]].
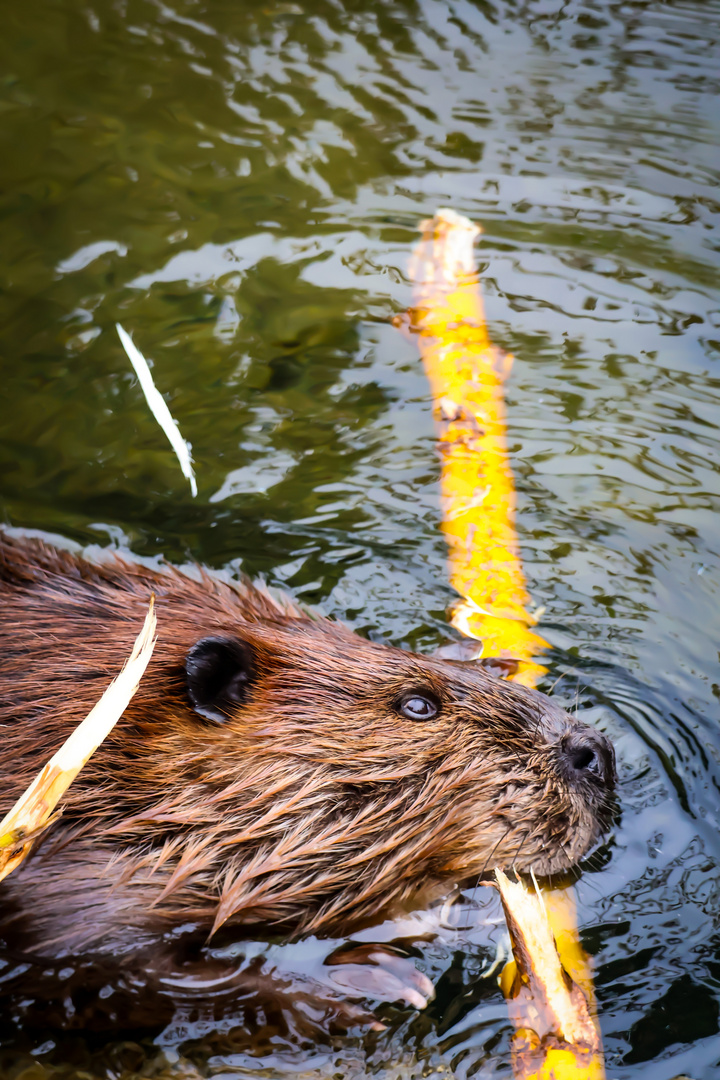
[[1, 0, 720, 1076]]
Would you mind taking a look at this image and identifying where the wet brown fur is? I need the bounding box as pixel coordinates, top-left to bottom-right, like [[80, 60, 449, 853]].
[[0, 530, 614, 965]]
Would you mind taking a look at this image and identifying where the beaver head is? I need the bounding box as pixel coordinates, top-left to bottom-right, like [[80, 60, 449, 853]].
[[0, 532, 615, 956]]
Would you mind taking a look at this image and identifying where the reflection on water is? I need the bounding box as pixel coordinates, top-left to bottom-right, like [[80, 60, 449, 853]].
[[1, 0, 719, 1076]]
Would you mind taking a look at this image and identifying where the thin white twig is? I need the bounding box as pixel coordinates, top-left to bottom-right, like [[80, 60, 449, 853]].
[[116, 323, 197, 496]]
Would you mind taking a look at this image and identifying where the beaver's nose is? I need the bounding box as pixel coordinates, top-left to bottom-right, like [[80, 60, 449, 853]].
[[560, 728, 616, 788]]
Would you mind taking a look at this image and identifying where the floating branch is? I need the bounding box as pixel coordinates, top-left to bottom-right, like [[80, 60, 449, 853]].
[[116, 323, 198, 497], [403, 207, 547, 686], [402, 209, 604, 1079], [0, 598, 157, 883]]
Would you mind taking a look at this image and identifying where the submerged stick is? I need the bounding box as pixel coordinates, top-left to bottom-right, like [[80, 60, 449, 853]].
[[0, 598, 157, 883], [116, 323, 198, 497]]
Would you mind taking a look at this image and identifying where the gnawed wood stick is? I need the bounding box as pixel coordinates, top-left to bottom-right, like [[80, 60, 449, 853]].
[[496, 870, 604, 1079], [0, 597, 157, 883], [403, 210, 604, 1079], [404, 207, 547, 687]]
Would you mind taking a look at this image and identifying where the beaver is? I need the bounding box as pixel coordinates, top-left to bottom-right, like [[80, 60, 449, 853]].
[[0, 529, 615, 1029]]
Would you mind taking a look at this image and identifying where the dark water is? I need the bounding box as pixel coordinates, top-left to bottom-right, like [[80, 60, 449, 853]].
[[1, 0, 720, 1075]]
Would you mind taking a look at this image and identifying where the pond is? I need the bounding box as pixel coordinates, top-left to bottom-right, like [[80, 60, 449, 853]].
[[1, 0, 719, 1076]]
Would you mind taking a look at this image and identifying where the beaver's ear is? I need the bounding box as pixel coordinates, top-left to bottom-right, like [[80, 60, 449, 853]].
[[185, 636, 255, 723]]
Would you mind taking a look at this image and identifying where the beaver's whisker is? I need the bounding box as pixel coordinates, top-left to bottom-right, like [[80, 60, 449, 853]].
[[467, 822, 515, 912], [510, 830, 530, 880], [481, 823, 514, 879], [583, 851, 607, 881], [547, 669, 571, 696], [580, 872, 603, 899], [558, 839, 582, 884], [571, 678, 594, 719]]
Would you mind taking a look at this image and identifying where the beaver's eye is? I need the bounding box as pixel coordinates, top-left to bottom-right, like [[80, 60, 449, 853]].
[[398, 691, 439, 721]]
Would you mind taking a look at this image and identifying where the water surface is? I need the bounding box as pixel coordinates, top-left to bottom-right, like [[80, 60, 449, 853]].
[[1, 0, 720, 1076]]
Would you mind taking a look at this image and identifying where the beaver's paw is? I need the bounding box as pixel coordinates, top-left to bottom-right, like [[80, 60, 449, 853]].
[[323, 942, 435, 1011]]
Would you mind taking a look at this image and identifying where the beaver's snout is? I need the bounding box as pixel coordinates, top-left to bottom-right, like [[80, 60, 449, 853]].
[[559, 727, 616, 789]]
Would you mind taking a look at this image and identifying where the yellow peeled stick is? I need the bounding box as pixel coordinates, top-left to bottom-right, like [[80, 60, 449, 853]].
[[402, 208, 547, 687], [403, 209, 604, 1080], [496, 870, 604, 1080]]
